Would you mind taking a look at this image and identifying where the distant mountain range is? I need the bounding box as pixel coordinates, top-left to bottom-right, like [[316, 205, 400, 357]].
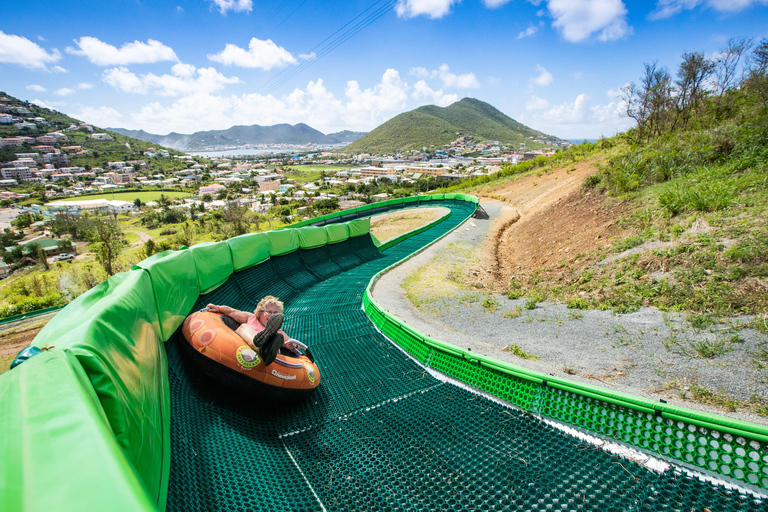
[[107, 124, 366, 151], [342, 98, 558, 154]]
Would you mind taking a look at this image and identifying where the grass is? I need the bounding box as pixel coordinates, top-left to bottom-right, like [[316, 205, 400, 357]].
[[53, 191, 191, 202], [369, 208, 446, 244], [503, 343, 538, 360]]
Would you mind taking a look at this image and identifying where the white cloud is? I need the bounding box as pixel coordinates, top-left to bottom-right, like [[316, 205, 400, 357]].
[[412, 80, 459, 106], [545, 0, 632, 42], [437, 64, 480, 88], [27, 84, 46, 92], [650, 0, 768, 19], [119, 69, 415, 134], [518, 24, 541, 39], [482, 0, 513, 6], [0, 31, 61, 69], [517, 92, 635, 138], [103, 63, 241, 96], [77, 82, 94, 90], [55, 88, 75, 96], [408, 64, 479, 89], [52, 66, 68, 73], [207, 38, 296, 70], [66, 37, 178, 66], [531, 64, 553, 86], [410, 67, 431, 79], [526, 95, 549, 110], [209, 0, 253, 14], [345, 69, 410, 127], [69, 105, 124, 127], [395, 0, 460, 19]]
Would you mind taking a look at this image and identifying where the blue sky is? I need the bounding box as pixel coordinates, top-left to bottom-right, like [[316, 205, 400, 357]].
[[2, 0, 767, 139]]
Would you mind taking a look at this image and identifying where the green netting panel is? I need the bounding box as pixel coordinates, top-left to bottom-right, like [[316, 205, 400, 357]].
[[267, 228, 299, 256], [269, 250, 320, 291], [133, 249, 199, 341], [0, 349, 159, 512], [231, 258, 299, 304], [325, 222, 349, 243], [299, 245, 343, 279], [296, 225, 328, 249], [365, 290, 768, 491], [226, 232, 270, 271], [347, 217, 370, 238], [189, 241, 233, 294], [163, 197, 766, 511], [31, 269, 169, 510]]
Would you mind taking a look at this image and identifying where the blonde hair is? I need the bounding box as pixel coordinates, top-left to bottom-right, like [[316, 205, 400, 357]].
[[254, 295, 283, 317]]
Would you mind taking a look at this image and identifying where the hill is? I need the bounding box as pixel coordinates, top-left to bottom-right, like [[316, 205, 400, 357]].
[[0, 91, 193, 181], [109, 125, 367, 151], [342, 98, 558, 154]]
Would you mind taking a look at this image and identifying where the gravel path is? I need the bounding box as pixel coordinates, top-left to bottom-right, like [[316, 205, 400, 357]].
[[371, 201, 768, 426]]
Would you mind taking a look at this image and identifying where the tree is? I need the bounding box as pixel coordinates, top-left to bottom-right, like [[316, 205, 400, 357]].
[[674, 51, 714, 130], [133, 198, 143, 208], [91, 219, 126, 276], [622, 61, 673, 142], [714, 37, 753, 100], [745, 37, 768, 110], [221, 201, 251, 237], [202, 193, 212, 202]]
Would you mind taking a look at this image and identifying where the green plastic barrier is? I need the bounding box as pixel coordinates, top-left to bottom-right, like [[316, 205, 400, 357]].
[[0, 349, 158, 512], [226, 232, 271, 271], [347, 218, 371, 238], [430, 193, 445, 200], [297, 226, 328, 249], [267, 229, 299, 256], [189, 241, 233, 294], [133, 249, 199, 341], [403, 196, 420, 203], [30, 269, 169, 510], [325, 223, 349, 244]]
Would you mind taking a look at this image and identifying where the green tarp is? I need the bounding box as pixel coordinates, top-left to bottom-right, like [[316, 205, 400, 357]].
[[227, 232, 271, 271], [189, 242, 233, 293], [133, 249, 199, 341], [267, 229, 299, 256], [325, 223, 349, 244], [29, 270, 169, 510], [297, 226, 328, 249], [348, 218, 371, 238]]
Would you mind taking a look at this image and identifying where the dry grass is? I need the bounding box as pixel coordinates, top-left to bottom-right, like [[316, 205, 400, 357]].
[[370, 207, 447, 244]]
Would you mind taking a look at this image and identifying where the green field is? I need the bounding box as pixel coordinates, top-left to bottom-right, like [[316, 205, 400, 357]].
[[54, 191, 192, 202]]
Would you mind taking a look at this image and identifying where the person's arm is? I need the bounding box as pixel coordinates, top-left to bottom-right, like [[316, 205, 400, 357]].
[[206, 303, 253, 324]]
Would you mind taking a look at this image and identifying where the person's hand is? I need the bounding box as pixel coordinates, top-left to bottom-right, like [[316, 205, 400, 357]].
[[206, 303, 219, 312], [283, 340, 298, 351]]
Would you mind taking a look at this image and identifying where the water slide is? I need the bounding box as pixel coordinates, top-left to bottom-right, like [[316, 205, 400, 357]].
[[2, 194, 766, 511]]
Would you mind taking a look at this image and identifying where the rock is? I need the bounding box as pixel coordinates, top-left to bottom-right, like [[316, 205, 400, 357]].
[[474, 281, 484, 289], [501, 345, 510, 352]]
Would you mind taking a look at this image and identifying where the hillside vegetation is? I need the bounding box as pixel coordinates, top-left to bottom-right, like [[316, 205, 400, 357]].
[[342, 97, 553, 154], [443, 37, 768, 327]]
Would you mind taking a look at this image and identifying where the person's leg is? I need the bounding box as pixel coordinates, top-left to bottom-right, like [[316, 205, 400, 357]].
[[251, 313, 283, 349], [259, 333, 283, 366]]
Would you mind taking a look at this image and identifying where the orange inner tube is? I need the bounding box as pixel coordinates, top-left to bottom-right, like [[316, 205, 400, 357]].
[[181, 310, 320, 391]]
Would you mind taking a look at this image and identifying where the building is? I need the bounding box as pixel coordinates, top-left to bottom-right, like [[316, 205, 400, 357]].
[[1, 167, 34, 181], [258, 180, 280, 193], [91, 133, 113, 141], [199, 183, 226, 196]]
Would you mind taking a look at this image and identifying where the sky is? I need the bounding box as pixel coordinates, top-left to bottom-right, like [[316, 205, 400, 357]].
[[2, 0, 768, 140]]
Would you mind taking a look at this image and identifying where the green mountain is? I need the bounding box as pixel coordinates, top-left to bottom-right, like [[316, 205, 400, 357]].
[[342, 98, 556, 154], [109, 125, 367, 151]]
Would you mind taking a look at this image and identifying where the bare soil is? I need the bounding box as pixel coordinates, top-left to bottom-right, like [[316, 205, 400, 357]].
[[467, 157, 630, 290]]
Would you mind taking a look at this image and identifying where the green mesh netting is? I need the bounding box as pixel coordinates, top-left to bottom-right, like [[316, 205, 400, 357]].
[[166, 200, 766, 511]]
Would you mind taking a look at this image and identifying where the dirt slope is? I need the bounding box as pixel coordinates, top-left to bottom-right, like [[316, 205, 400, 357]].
[[468, 157, 629, 290]]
